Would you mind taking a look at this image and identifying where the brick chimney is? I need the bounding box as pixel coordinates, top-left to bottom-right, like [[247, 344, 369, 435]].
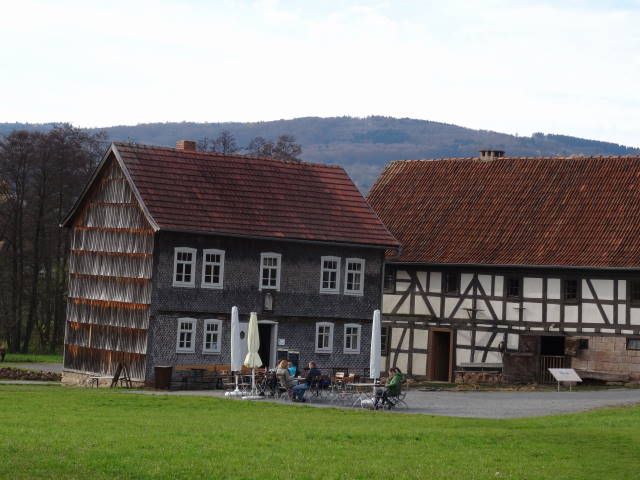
[[479, 149, 505, 160], [176, 140, 196, 152]]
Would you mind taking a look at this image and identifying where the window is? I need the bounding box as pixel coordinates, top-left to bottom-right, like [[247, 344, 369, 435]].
[[315, 322, 334, 353], [320, 256, 340, 294], [443, 272, 460, 295], [202, 249, 225, 289], [173, 247, 196, 287], [562, 279, 579, 303], [629, 280, 640, 305], [344, 258, 365, 296], [202, 319, 222, 354], [505, 276, 521, 299], [381, 326, 391, 355], [627, 338, 640, 351], [259, 252, 281, 290], [176, 318, 196, 353], [344, 323, 361, 354], [383, 264, 396, 293]]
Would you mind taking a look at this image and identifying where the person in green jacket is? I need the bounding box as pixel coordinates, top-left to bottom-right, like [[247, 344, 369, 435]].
[[374, 368, 403, 409]]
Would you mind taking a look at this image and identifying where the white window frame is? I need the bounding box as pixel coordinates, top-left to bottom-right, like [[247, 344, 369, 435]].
[[343, 323, 361, 354], [344, 258, 365, 296], [173, 247, 196, 287], [202, 319, 223, 354], [319, 256, 341, 294], [201, 249, 225, 289], [176, 317, 196, 353], [259, 252, 281, 291], [315, 322, 334, 354]]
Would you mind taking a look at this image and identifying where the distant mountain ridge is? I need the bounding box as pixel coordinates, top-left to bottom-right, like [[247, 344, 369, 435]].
[[2, 116, 638, 191]]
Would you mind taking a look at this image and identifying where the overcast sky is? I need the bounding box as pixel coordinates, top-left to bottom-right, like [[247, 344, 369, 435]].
[[1, 0, 639, 146]]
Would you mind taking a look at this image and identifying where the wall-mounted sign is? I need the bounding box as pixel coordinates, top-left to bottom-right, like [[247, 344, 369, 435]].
[[278, 338, 285, 346]]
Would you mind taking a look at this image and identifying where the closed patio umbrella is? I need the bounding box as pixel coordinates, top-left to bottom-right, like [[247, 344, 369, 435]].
[[225, 306, 243, 397], [370, 309, 382, 396], [243, 312, 262, 399]]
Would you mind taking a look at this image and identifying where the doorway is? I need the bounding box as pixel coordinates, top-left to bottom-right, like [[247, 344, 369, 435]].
[[429, 329, 452, 381], [258, 323, 272, 368]]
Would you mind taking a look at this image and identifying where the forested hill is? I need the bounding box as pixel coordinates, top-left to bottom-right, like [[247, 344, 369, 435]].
[[2, 116, 638, 191]]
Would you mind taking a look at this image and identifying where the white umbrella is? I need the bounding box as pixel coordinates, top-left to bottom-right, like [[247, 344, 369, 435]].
[[243, 312, 262, 398], [226, 306, 242, 397], [370, 309, 382, 397]]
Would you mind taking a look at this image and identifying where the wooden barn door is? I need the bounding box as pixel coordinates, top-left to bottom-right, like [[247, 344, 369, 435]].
[[428, 328, 453, 382]]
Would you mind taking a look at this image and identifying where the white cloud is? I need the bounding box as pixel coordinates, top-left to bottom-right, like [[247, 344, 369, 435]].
[[0, 0, 638, 146]]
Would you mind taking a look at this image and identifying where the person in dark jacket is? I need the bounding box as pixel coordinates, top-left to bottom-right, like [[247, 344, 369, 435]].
[[292, 361, 321, 402]]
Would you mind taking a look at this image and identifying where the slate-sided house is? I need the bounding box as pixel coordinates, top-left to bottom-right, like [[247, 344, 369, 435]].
[[368, 150, 640, 383], [61, 141, 398, 385]]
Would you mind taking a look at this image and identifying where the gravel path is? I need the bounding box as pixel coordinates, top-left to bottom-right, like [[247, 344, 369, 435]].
[[129, 387, 640, 418]]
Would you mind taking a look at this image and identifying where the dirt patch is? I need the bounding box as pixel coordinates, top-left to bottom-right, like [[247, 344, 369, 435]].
[[0, 367, 61, 382]]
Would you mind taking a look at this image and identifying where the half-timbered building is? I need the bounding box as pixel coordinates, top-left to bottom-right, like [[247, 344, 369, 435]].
[[368, 151, 640, 383], [61, 141, 398, 385]]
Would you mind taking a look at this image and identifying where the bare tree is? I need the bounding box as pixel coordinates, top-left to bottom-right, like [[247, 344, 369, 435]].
[[247, 134, 302, 161], [198, 130, 238, 155]]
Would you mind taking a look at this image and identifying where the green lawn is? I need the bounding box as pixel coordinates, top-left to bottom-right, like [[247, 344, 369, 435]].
[[2, 353, 63, 364], [1, 385, 639, 479]]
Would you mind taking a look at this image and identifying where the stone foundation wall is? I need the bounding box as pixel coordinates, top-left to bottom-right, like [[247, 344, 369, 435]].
[[571, 336, 640, 381]]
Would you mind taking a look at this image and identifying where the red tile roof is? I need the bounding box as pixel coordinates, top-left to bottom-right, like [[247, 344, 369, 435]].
[[112, 143, 397, 248], [367, 156, 640, 268]]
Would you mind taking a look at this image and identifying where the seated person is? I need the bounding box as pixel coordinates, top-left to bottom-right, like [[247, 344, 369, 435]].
[[292, 361, 321, 402], [287, 361, 297, 377], [276, 360, 297, 390], [374, 367, 403, 409]]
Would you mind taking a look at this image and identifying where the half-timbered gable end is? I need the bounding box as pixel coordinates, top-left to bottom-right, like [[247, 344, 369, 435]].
[[368, 154, 640, 383], [62, 142, 398, 385]]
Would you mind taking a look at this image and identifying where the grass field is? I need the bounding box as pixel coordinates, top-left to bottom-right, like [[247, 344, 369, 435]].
[[1, 385, 639, 479], [2, 353, 63, 364]]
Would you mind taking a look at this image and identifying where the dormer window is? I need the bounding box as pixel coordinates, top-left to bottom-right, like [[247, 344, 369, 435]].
[[202, 249, 225, 289], [259, 252, 281, 291], [173, 247, 196, 287]]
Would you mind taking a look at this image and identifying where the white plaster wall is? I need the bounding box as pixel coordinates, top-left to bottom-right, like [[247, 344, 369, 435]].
[[428, 296, 441, 317], [619, 304, 627, 324], [547, 303, 560, 323], [523, 277, 543, 298], [414, 296, 428, 315], [383, 294, 402, 314], [507, 333, 519, 350], [547, 278, 561, 299], [584, 279, 614, 300], [485, 351, 502, 363], [630, 308, 640, 326], [457, 330, 472, 346], [416, 272, 428, 292], [475, 330, 493, 347], [618, 280, 626, 300], [564, 305, 579, 323], [490, 301, 503, 320], [478, 275, 491, 295], [391, 327, 405, 349], [396, 269, 411, 280], [582, 303, 606, 324], [412, 353, 428, 375], [506, 302, 520, 321], [494, 276, 503, 298], [523, 302, 543, 322], [429, 272, 441, 293], [456, 348, 471, 364], [461, 273, 474, 293], [394, 353, 409, 372]]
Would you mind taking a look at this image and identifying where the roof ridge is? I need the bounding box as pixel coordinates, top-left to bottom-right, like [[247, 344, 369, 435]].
[[388, 155, 640, 163], [112, 141, 343, 170]]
